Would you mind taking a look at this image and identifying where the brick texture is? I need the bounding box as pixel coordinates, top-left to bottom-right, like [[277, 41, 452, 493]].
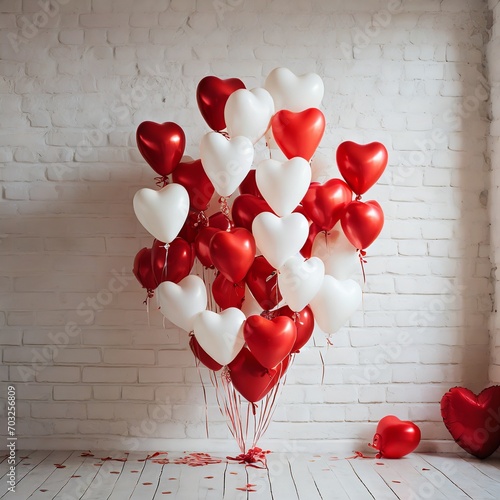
[[0, 0, 496, 452]]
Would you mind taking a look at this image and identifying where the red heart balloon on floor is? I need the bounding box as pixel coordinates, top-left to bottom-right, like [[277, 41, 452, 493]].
[[189, 336, 222, 372], [275, 305, 315, 352], [212, 273, 245, 310], [441, 386, 500, 459], [136, 121, 185, 177], [194, 227, 219, 268], [245, 256, 281, 311], [228, 348, 283, 403], [239, 169, 263, 198], [210, 228, 256, 283], [271, 108, 325, 161], [231, 194, 273, 232], [370, 415, 421, 459], [341, 200, 384, 250], [244, 315, 297, 369], [336, 141, 388, 196], [133, 247, 157, 291], [172, 159, 215, 212], [196, 76, 246, 132], [301, 179, 352, 232], [151, 238, 195, 285]]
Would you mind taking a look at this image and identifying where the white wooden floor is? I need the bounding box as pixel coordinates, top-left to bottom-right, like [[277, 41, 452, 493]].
[[1, 450, 500, 499]]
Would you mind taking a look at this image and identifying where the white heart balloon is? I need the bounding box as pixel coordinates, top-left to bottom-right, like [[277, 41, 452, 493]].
[[241, 286, 263, 318], [193, 307, 246, 366], [278, 255, 325, 312], [200, 132, 254, 197], [312, 222, 360, 280], [256, 157, 311, 217], [157, 275, 207, 332], [224, 88, 275, 144], [264, 67, 324, 112], [133, 183, 189, 243], [252, 212, 309, 270], [309, 275, 362, 334]]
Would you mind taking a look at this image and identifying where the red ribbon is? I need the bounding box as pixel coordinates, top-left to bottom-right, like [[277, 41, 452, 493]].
[[227, 447, 270, 468], [359, 249, 367, 284], [346, 449, 380, 459], [154, 175, 169, 188]]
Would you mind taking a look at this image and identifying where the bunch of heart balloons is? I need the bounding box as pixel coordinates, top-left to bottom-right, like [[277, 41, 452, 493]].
[[132, 67, 387, 451]]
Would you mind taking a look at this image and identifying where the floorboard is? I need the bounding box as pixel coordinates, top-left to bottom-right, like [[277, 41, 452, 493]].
[[5, 452, 500, 499]]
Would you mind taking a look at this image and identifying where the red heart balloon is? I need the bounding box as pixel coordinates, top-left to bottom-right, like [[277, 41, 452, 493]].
[[194, 227, 219, 268], [441, 386, 500, 459], [151, 238, 195, 285], [271, 108, 325, 161], [244, 315, 297, 370], [133, 247, 156, 290], [275, 305, 314, 352], [341, 200, 384, 250], [136, 121, 185, 177], [179, 211, 201, 243], [209, 228, 256, 283], [336, 141, 388, 196], [245, 256, 281, 311], [196, 76, 246, 132], [172, 159, 214, 212], [239, 169, 263, 198], [370, 415, 421, 459], [228, 348, 282, 403], [189, 335, 222, 372], [208, 211, 232, 231], [212, 273, 245, 310], [300, 223, 320, 259], [301, 179, 353, 232], [231, 194, 273, 232]]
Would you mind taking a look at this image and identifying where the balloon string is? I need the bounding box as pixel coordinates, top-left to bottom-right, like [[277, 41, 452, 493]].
[[319, 349, 325, 385], [193, 354, 210, 439], [359, 250, 367, 285], [211, 370, 240, 449], [218, 197, 231, 220], [197, 210, 209, 228], [154, 175, 169, 188], [161, 243, 170, 283]]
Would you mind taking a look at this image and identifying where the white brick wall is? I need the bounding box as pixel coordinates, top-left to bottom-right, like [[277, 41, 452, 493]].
[[0, 0, 495, 453]]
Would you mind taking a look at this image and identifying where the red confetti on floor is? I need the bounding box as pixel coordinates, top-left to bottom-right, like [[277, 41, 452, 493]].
[[204, 476, 214, 479], [422, 468, 430, 471], [139, 451, 169, 462], [230, 472, 238, 475], [236, 487, 257, 492], [110, 471, 120, 474], [174, 452, 222, 467], [39, 489, 48, 492], [81, 452, 94, 457], [152, 458, 170, 464], [71, 475, 81, 478], [100, 456, 127, 462], [130, 470, 139, 473], [392, 480, 401, 483], [142, 482, 153, 485], [54, 464, 66, 468], [93, 463, 103, 467], [376, 462, 384, 465], [168, 477, 177, 480]]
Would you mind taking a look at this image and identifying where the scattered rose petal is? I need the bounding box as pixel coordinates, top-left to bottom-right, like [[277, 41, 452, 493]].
[[54, 464, 66, 468], [100, 456, 127, 462], [71, 475, 81, 478], [139, 451, 169, 462], [230, 472, 238, 475], [143, 482, 153, 486], [110, 471, 120, 474], [93, 463, 103, 467], [392, 480, 401, 483], [174, 452, 222, 467], [81, 452, 94, 457], [204, 476, 214, 479], [40, 489, 48, 492], [131, 470, 139, 473], [422, 468, 430, 471], [152, 459, 170, 464], [169, 477, 177, 480], [376, 462, 384, 465]]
